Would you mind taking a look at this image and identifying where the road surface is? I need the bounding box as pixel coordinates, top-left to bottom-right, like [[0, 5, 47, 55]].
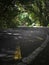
[[0, 27, 49, 65]]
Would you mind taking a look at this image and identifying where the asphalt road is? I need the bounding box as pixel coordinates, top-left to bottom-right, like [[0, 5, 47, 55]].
[[0, 27, 49, 65]]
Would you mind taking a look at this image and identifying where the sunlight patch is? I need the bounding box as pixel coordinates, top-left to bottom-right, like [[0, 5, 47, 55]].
[[14, 46, 22, 60], [36, 37, 43, 40]]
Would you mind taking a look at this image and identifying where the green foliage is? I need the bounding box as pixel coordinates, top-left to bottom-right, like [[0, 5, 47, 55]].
[[0, 0, 49, 28], [15, 0, 49, 27], [0, 0, 20, 29]]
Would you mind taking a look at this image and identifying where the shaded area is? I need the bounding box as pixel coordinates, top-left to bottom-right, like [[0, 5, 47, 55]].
[[0, 27, 49, 65]]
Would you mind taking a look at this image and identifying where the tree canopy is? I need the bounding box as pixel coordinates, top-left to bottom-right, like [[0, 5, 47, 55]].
[[0, 0, 49, 28]]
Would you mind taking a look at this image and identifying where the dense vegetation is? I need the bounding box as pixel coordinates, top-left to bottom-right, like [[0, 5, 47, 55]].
[[0, 0, 49, 28]]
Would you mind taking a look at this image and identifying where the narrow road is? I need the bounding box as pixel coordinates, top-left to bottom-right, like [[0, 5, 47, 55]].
[[17, 35, 49, 65], [0, 27, 49, 65]]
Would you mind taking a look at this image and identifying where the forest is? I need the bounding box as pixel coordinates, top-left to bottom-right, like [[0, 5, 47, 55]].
[[0, 0, 49, 28]]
